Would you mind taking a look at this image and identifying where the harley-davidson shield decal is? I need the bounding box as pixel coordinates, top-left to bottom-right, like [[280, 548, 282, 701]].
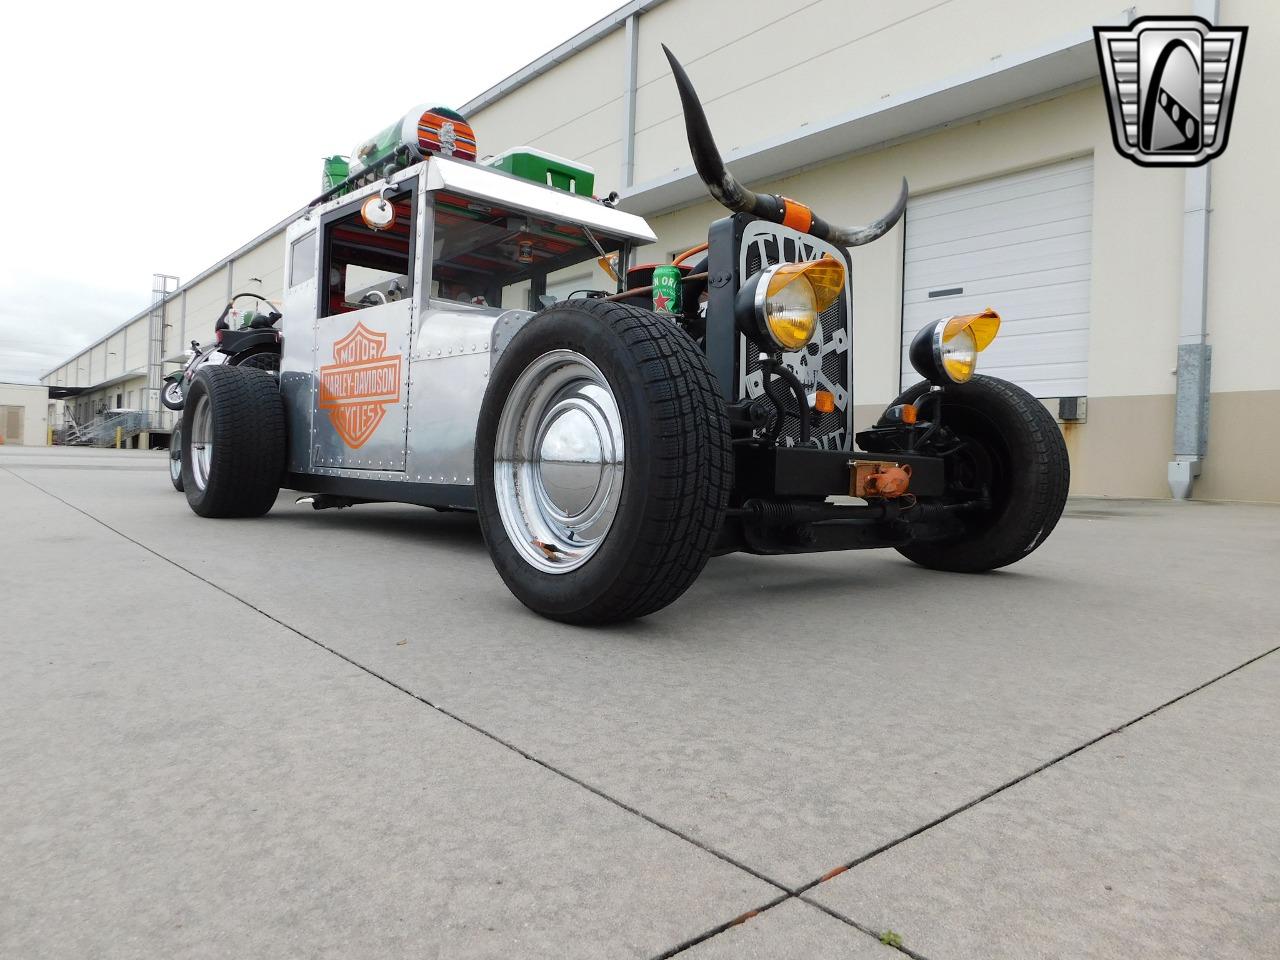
[[318, 322, 403, 448]]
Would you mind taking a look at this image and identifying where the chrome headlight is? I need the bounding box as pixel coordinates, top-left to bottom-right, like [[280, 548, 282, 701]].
[[735, 258, 845, 352], [909, 309, 1002, 384]]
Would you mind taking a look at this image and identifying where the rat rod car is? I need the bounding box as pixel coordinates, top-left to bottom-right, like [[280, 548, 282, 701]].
[[178, 48, 1069, 624]]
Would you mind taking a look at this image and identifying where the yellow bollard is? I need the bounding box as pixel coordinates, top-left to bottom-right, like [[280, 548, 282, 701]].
[[115, 426, 122, 449], [48, 426, 53, 446]]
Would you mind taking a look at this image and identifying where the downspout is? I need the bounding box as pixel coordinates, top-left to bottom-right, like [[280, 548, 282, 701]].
[[620, 13, 639, 190], [618, 11, 639, 278], [1168, 0, 1217, 499]]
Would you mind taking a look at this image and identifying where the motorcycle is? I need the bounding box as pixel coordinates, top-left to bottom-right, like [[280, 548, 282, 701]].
[[162, 292, 283, 413]]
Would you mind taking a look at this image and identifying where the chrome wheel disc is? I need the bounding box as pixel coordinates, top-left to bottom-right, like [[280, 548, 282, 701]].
[[494, 350, 625, 574], [190, 394, 213, 492], [169, 427, 183, 483]]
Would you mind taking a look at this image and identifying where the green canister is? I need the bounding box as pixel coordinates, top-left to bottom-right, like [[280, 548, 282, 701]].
[[652, 264, 682, 315], [322, 155, 350, 193]]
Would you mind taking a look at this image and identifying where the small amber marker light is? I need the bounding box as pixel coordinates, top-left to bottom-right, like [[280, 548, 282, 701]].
[[814, 390, 836, 414], [900, 403, 918, 424]]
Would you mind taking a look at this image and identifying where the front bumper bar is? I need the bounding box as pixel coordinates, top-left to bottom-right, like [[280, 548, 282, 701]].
[[734, 445, 946, 500]]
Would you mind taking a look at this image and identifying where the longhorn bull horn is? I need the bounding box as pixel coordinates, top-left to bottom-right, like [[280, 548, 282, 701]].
[[662, 45, 907, 248]]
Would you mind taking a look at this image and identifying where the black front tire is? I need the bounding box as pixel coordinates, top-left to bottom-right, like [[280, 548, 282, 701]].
[[894, 375, 1069, 572], [475, 299, 732, 624], [182, 365, 286, 518]]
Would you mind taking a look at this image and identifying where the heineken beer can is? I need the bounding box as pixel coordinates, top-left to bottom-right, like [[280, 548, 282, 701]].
[[652, 265, 682, 315]]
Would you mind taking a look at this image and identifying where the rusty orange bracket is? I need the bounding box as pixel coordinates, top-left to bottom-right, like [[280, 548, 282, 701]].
[[851, 461, 912, 499]]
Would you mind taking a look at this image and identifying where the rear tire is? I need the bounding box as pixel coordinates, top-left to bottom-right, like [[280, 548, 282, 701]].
[[475, 299, 731, 624], [893, 375, 1069, 572], [182, 365, 286, 518], [169, 423, 184, 492]]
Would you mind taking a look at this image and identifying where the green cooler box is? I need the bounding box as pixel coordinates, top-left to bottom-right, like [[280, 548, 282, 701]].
[[486, 147, 596, 197]]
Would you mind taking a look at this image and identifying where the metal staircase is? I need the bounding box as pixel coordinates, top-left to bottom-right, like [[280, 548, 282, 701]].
[[64, 410, 154, 446]]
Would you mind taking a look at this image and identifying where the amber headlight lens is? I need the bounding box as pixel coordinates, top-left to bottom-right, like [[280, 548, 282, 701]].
[[736, 258, 846, 352], [761, 273, 818, 349], [909, 308, 1002, 385], [938, 323, 977, 382]]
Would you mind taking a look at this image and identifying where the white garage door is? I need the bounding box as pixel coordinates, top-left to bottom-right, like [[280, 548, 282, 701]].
[[901, 157, 1093, 398]]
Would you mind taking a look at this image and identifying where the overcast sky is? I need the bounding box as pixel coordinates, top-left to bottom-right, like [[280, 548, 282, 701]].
[[0, 0, 625, 383]]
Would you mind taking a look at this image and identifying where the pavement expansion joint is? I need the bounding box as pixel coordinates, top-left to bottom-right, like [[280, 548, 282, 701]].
[[654, 634, 1280, 958], [649, 894, 792, 960], [798, 895, 936, 960], [652, 891, 932, 960], [788, 637, 1280, 903]]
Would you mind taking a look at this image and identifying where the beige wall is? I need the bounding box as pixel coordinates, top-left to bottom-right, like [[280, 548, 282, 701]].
[[229, 236, 287, 306], [631, 0, 1184, 185], [468, 27, 626, 184], [463, 0, 1193, 192], [46, 360, 77, 388], [124, 315, 148, 372], [1205, 0, 1279, 397], [0, 383, 51, 445], [162, 295, 184, 363], [1195, 391, 1280, 502], [182, 265, 230, 347], [65, 373, 150, 422], [1184, 0, 1280, 502]]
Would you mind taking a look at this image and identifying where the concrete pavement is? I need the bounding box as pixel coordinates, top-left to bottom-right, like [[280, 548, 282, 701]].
[[2, 445, 1277, 958]]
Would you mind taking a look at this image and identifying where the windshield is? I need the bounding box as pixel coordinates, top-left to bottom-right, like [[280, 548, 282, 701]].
[[430, 191, 625, 309]]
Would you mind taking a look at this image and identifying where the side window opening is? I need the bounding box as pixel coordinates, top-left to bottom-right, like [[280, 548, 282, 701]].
[[322, 190, 414, 316], [545, 271, 594, 303], [289, 230, 317, 288]]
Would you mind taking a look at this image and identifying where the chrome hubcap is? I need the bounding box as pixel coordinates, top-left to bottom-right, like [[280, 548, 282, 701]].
[[494, 350, 624, 574], [190, 395, 213, 491]]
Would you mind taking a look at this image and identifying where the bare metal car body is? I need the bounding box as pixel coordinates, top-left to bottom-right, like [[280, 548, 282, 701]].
[[278, 157, 654, 509]]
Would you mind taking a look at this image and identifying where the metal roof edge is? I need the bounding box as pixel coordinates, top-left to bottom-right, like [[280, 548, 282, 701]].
[[461, 0, 669, 116]]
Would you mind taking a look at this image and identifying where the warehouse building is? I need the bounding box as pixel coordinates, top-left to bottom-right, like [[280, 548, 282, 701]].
[[43, 0, 1276, 501]]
